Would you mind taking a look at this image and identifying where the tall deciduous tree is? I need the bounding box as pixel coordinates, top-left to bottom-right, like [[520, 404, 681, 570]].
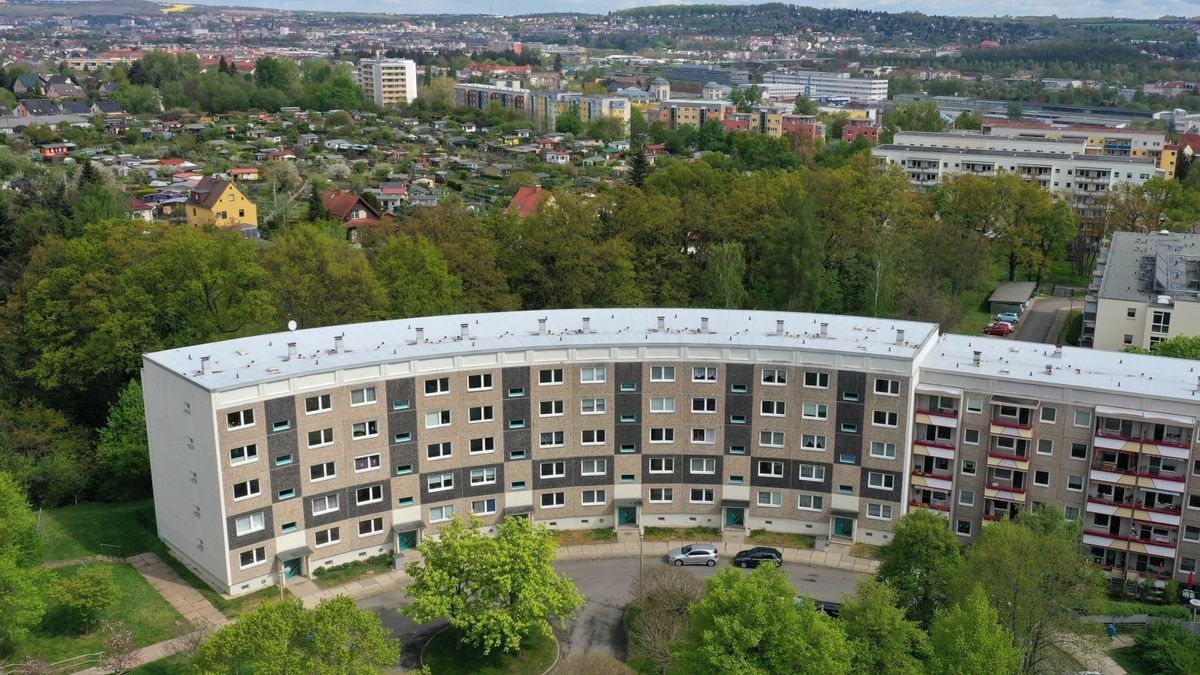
[[52, 565, 119, 633], [929, 586, 1022, 675], [260, 223, 386, 329], [197, 596, 400, 675], [404, 516, 583, 655], [0, 471, 41, 565], [672, 565, 853, 675], [699, 241, 748, 309], [0, 555, 44, 654], [876, 508, 964, 628], [960, 507, 1104, 673], [839, 577, 930, 675], [94, 380, 150, 502], [372, 234, 464, 318], [0, 400, 94, 506], [763, 189, 831, 311]]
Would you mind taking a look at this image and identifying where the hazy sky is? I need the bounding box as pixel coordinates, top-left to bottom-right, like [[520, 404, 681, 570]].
[[185, 0, 1190, 20]]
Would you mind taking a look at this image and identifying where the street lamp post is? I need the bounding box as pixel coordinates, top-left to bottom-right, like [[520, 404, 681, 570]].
[[639, 524, 645, 586]]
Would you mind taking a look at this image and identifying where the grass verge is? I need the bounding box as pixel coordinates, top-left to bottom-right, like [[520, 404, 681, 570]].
[[849, 543, 881, 559], [1102, 599, 1192, 620], [1109, 645, 1154, 675], [642, 526, 721, 542], [127, 653, 191, 674], [1062, 308, 1083, 347], [746, 530, 815, 550], [312, 554, 393, 589], [422, 627, 557, 675], [551, 527, 618, 547], [14, 562, 189, 664], [38, 500, 161, 563]]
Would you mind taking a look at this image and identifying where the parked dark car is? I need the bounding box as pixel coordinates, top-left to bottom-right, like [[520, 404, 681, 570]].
[[733, 546, 783, 568]]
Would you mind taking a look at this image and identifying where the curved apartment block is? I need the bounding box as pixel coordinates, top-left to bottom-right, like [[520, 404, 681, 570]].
[[143, 309, 1200, 596]]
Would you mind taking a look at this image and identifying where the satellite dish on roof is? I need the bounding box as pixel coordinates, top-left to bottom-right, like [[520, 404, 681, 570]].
[[287, 320, 297, 331]]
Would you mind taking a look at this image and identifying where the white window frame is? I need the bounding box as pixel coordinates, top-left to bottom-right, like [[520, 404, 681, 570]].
[[1066, 474, 1084, 492], [803, 371, 828, 389], [358, 517, 384, 537], [354, 453, 381, 473], [312, 494, 339, 515], [309, 461, 335, 482], [225, 408, 254, 427], [872, 410, 898, 427], [650, 365, 675, 382], [352, 420, 379, 440], [649, 457, 675, 473], [233, 479, 261, 501], [761, 400, 785, 416], [541, 491, 566, 508], [469, 437, 495, 455], [801, 434, 826, 451], [472, 498, 497, 515], [355, 485, 383, 506], [759, 430, 785, 448], [580, 366, 607, 383], [874, 378, 900, 396], [424, 377, 450, 396], [690, 457, 716, 474], [229, 444, 258, 467], [798, 464, 825, 481], [761, 369, 787, 385], [1074, 410, 1093, 428], [540, 461, 566, 479], [867, 503, 893, 520], [802, 403, 828, 420], [581, 429, 606, 446], [691, 397, 717, 413], [959, 489, 975, 506], [689, 488, 715, 504], [580, 458, 607, 476], [692, 366, 718, 382], [239, 546, 267, 569], [797, 494, 824, 511], [539, 368, 564, 385], [430, 505, 454, 523], [691, 427, 716, 444], [470, 467, 497, 485], [427, 441, 452, 460], [539, 431, 565, 448], [467, 373, 493, 391], [427, 472, 454, 492], [649, 488, 674, 503], [307, 427, 335, 448], [424, 410, 451, 428], [1040, 406, 1057, 423], [581, 489, 606, 506], [581, 398, 606, 415], [539, 400, 565, 417], [757, 491, 782, 507], [649, 396, 676, 413], [234, 512, 265, 536], [869, 441, 897, 459], [758, 460, 784, 477], [305, 394, 332, 414], [867, 472, 894, 490], [350, 386, 377, 406], [468, 405, 494, 423], [649, 427, 675, 443]]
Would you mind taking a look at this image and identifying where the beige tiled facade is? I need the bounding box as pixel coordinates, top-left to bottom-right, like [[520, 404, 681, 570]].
[[145, 309, 1200, 596]]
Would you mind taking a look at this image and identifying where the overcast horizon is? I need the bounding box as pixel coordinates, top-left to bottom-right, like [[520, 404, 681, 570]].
[[181, 0, 1195, 21]]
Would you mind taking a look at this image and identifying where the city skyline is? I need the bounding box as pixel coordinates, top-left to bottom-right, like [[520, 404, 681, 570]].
[[182, 0, 1193, 21]]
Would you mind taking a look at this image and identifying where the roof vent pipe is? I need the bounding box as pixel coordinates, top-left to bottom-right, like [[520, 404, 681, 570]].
[[1045, 364, 1053, 375], [415, 327, 424, 343], [657, 316, 666, 332], [896, 329, 905, 345], [287, 342, 297, 360], [460, 323, 469, 340], [582, 317, 590, 333], [819, 322, 828, 338], [334, 335, 344, 354], [700, 317, 709, 333], [538, 318, 547, 335], [775, 319, 784, 335], [200, 356, 210, 374], [972, 351, 982, 367]]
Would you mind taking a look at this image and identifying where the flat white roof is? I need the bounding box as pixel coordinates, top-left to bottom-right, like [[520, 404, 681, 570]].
[[924, 335, 1200, 405], [143, 309, 937, 392]]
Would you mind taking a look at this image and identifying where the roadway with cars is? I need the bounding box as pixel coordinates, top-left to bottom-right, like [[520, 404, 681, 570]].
[[355, 555, 866, 668]]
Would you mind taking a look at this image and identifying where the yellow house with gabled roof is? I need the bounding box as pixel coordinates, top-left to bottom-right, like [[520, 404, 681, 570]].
[[186, 176, 258, 229]]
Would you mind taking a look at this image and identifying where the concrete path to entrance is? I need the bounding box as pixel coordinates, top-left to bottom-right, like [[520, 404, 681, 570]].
[[1014, 295, 1073, 344]]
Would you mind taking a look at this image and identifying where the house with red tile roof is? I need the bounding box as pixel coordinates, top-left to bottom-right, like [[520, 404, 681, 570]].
[[506, 186, 553, 218], [321, 189, 381, 242]]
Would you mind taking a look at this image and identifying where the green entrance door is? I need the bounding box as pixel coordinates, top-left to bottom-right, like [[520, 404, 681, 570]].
[[725, 507, 745, 528], [833, 517, 855, 540], [283, 557, 302, 580], [618, 506, 638, 526], [396, 530, 418, 551]]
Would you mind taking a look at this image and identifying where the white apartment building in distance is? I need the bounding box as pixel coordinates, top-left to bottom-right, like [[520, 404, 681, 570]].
[[354, 58, 418, 107], [761, 70, 889, 103], [873, 131, 1162, 220], [144, 309, 1200, 597], [1083, 231, 1200, 351]]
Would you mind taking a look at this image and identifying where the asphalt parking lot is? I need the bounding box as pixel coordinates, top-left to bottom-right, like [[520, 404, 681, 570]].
[[355, 556, 866, 669]]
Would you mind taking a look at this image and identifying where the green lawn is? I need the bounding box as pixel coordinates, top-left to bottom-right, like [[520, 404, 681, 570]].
[[849, 543, 881, 559], [746, 530, 815, 550], [552, 527, 618, 547], [422, 627, 557, 675], [14, 563, 189, 664], [127, 653, 191, 674], [1110, 645, 1155, 675], [1102, 598, 1192, 620], [39, 500, 162, 563], [312, 554, 393, 589], [950, 256, 1008, 335], [642, 526, 721, 542]]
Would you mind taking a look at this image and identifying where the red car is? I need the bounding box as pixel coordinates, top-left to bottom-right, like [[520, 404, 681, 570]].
[[983, 322, 1013, 336]]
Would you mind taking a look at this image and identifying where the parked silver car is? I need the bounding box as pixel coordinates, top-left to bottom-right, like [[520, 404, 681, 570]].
[[666, 543, 719, 566]]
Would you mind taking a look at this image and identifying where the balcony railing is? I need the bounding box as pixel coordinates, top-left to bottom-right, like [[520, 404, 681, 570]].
[[916, 408, 959, 418], [1094, 431, 1191, 449], [908, 499, 950, 512], [986, 449, 1029, 462], [1084, 529, 1178, 549], [915, 438, 956, 451], [986, 482, 1026, 494], [1091, 462, 1187, 484], [991, 418, 1033, 430], [912, 468, 953, 479]]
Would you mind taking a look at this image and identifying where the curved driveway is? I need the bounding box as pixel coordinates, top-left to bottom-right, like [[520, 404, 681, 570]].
[[356, 556, 866, 669]]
